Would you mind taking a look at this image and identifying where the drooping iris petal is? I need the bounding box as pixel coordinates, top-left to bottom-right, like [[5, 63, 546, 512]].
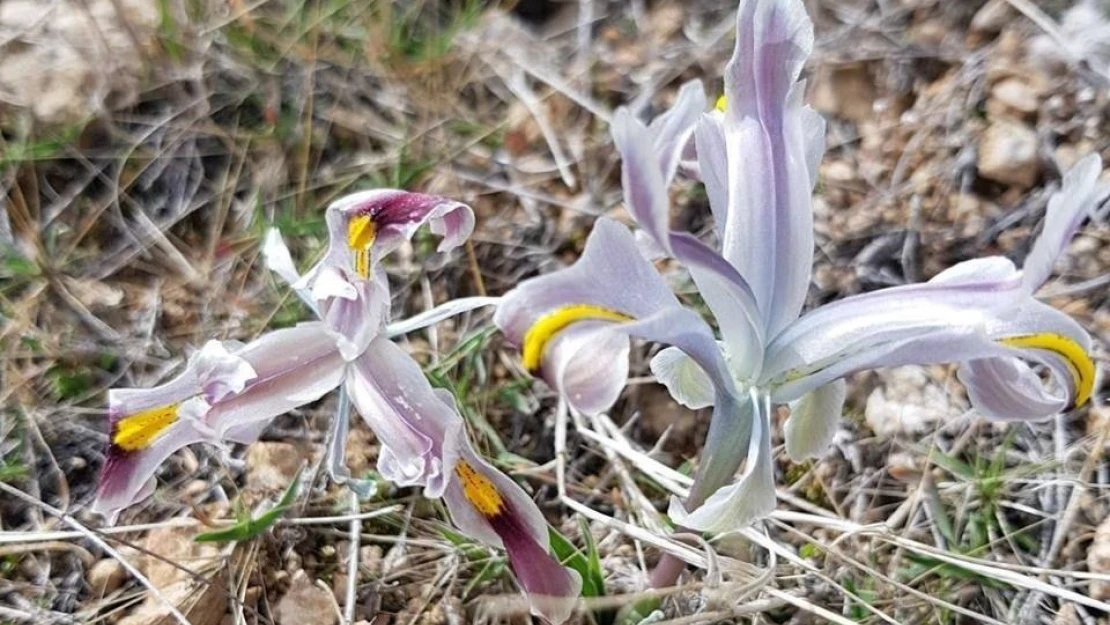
[[717, 0, 822, 338], [320, 189, 475, 269], [1022, 153, 1105, 292], [669, 392, 776, 533], [494, 218, 735, 415], [94, 403, 212, 522], [94, 341, 255, 519], [784, 379, 846, 461], [442, 444, 581, 624], [541, 323, 631, 415], [762, 258, 1026, 399], [342, 336, 580, 622], [346, 335, 465, 497], [765, 273, 1093, 421], [766, 154, 1103, 420]]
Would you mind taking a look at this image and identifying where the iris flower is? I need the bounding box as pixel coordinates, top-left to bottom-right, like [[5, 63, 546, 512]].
[[97, 190, 579, 623], [92, 324, 347, 519], [495, 0, 1106, 538]]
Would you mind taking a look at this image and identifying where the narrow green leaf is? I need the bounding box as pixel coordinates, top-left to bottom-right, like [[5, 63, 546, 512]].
[[194, 466, 303, 543]]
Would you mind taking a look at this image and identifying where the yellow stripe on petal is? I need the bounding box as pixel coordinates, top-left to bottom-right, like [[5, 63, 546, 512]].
[[347, 214, 377, 278], [998, 333, 1095, 408], [456, 460, 504, 517], [112, 404, 179, 452], [715, 95, 727, 112], [521, 304, 634, 373]]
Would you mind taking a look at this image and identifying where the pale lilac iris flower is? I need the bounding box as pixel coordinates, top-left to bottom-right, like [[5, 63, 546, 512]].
[[495, 0, 1105, 534], [93, 324, 347, 520], [96, 189, 579, 623]]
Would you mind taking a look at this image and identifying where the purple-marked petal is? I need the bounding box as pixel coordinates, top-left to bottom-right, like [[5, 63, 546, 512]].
[[97, 325, 343, 520], [93, 414, 212, 522], [718, 0, 819, 337], [785, 379, 845, 461], [346, 336, 465, 497], [323, 189, 476, 262], [1023, 153, 1104, 291], [443, 444, 581, 624], [295, 190, 475, 358]]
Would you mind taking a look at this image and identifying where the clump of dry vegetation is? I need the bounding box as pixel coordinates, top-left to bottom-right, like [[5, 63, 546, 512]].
[[1, 1, 1109, 624]]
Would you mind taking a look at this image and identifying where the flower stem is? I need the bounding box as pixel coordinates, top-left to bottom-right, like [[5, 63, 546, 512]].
[[648, 391, 754, 589]]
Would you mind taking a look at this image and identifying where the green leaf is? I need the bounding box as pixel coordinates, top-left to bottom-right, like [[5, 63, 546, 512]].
[[902, 553, 1011, 589], [614, 597, 661, 625], [194, 466, 303, 543], [548, 525, 606, 599]]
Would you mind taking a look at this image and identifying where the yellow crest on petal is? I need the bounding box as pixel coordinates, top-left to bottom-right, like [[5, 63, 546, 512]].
[[521, 304, 634, 373], [113, 404, 179, 452], [456, 460, 504, 517], [347, 214, 377, 278], [998, 333, 1095, 409], [715, 95, 727, 112]]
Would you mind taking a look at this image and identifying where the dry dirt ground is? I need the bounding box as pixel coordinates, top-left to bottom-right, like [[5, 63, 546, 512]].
[[2, 0, 1110, 624]]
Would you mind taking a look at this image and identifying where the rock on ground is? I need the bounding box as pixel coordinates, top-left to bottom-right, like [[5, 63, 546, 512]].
[[865, 367, 964, 438], [977, 119, 1040, 189], [275, 570, 338, 625]]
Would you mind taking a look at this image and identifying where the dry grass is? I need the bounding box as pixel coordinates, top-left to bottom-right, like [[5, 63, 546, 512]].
[[1, 0, 1110, 624]]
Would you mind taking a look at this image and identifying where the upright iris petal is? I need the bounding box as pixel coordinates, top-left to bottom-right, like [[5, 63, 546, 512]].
[[264, 189, 476, 360]]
